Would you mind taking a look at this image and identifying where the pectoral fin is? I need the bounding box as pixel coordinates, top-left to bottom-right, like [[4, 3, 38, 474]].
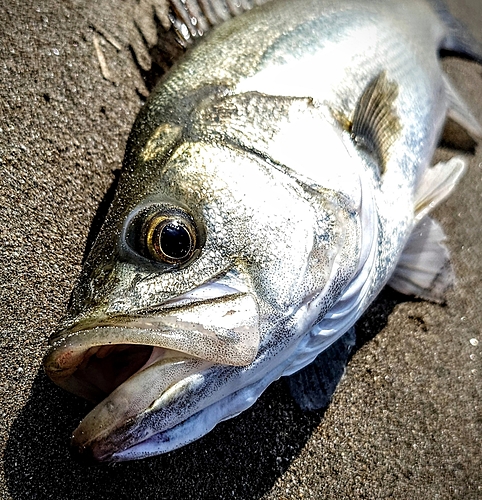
[[350, 72, 401, 174], [287, 327, 356, 411], [393, 155, 468, 302], [388, 217, 454, 303]]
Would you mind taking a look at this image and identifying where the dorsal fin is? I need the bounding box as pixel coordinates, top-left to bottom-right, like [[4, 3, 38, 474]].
[[167, 0, 271, 46], [429, 0, 482, 63], [443, 74, 482, 141], [350, 72, 401, 174]]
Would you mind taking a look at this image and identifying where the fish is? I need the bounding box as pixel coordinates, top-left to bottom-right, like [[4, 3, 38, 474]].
[[43, 0, 482, 462]]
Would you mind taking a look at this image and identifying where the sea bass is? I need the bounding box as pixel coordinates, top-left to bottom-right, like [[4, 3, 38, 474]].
[[44, 0, 482, 462]]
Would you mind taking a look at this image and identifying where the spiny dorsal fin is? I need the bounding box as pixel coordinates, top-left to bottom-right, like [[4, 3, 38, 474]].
[[168, 0, 272, 46], [351, 71, 401, 173]]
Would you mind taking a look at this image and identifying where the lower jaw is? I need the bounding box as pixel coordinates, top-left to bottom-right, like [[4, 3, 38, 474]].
[[69, 352, 215, 461], [90, 358, 288, 463], [76, 388, 229, 463]]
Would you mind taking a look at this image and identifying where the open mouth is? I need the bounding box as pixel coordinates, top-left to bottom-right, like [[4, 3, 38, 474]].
[[44, 291, 260, 462], [47, 342, 199, 403], [62, 342, 155, 403]]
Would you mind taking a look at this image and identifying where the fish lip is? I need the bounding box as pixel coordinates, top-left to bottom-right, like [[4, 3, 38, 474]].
[[70, 366, 208, 464], [50, 280, 246, 342]]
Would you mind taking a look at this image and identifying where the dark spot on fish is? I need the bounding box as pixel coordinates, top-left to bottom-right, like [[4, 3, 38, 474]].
[[42, 93, 50, 103]]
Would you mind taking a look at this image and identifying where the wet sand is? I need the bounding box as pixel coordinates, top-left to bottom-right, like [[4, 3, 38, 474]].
[[0, 0, 480, 498]]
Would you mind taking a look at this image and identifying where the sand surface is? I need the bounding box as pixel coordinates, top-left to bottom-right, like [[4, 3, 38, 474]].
[[0, 0, 481, 498]]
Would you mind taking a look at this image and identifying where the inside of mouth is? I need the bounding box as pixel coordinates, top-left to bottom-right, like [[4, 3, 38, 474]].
[[71, 344, 162, 402]]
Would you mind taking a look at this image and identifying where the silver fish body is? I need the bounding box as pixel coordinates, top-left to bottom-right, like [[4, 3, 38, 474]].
[[44, 0, 480, 461]]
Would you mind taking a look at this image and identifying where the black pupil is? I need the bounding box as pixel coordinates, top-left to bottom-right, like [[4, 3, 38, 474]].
[[159, 222, 192, 260]]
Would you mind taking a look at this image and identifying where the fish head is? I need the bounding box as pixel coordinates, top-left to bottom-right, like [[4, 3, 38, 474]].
[[44, 90, 363, 462]]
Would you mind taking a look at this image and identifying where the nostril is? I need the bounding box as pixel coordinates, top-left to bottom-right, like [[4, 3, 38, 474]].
[[87, 263, 116, 303], [68, 262, 116, 314]]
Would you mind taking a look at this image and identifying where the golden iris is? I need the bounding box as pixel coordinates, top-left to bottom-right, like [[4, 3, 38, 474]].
[[145, 214, 197, 264]]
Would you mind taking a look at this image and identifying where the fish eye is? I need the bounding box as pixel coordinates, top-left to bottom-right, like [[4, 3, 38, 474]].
[[143, 211, 198, 265]]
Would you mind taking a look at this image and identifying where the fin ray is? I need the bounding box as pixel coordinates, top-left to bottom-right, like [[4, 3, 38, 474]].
[[287, 327, 356, 411], [443, 75, 482, 140], [388, 217, 454, 303], [168, 0, 270, 45], [351, 72, 401, 173], [429, 0, 482, 63], [414, 156, 466, 222]]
